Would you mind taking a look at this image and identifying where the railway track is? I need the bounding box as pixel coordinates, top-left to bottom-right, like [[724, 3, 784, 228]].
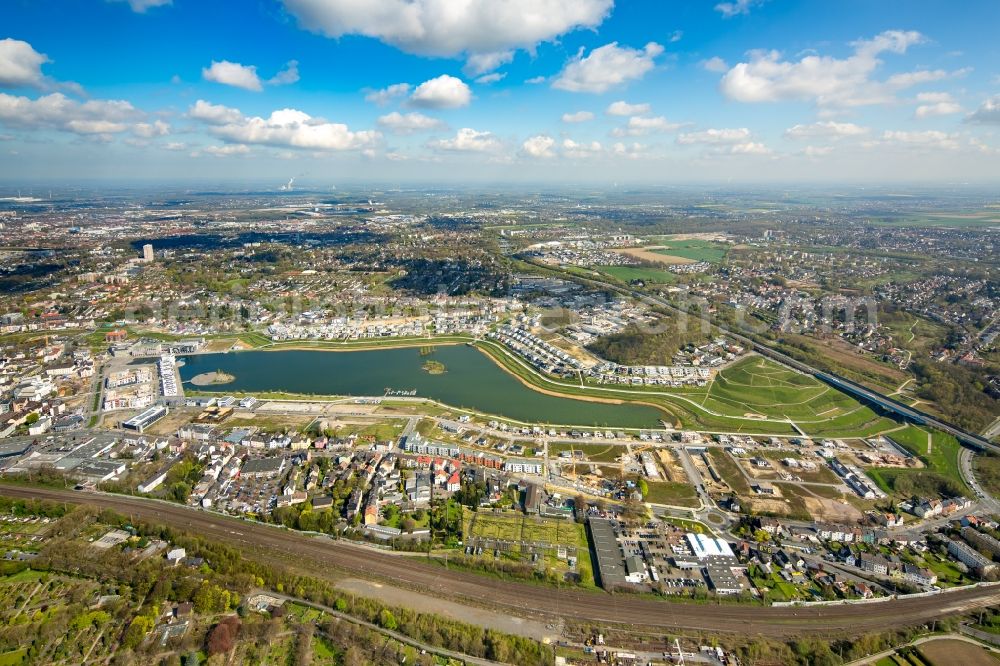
[[5, 484, 999, 638]]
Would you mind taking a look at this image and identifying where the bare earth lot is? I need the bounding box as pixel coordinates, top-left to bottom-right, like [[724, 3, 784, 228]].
[[613, 247, 696, 265]]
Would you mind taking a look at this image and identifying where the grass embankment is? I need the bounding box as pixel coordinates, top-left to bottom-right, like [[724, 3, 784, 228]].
[[476, 341, 897, 438], [868, 424, 968, 494]]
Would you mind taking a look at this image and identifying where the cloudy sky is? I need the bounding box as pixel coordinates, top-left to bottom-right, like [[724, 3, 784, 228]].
[[2, 0, 999, 184]]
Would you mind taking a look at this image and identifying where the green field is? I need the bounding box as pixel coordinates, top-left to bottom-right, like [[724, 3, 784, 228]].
[[654, 240, 730, 263], [594, 265, 677, 284], [642, 481, 699, 507], [883, 425, 967, 491], [690, 356, 899, 436]]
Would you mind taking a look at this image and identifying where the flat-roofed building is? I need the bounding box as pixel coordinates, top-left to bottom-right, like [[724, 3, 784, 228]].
[[588, 518, 627, 589], [686, 533, 735, 559], [240, 457, 285, 479], [123, 404, 168, 433]]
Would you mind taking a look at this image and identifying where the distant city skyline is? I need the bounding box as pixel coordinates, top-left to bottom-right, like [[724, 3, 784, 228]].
[[2, 0, 999, 182]]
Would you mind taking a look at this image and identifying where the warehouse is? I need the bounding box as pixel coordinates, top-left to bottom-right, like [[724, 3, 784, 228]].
[[587, 517, 627, 588]]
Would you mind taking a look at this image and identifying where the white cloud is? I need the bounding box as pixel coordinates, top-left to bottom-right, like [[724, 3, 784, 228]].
[[701, 56, 729, 73], [719, 30, 943, 107], [885, 69, 953, 89], [562, 138, 603, 158], [914, 92, 962, 119], [669, 30, 683, 43], [677, 127, 751, 144], [188, 100, 243, 125], [409, 75, 472, 109], [552, 42, 664, 94], [916, 92, 953, 103], [268, 60, 300, 86], [521, 135, 556, 158], [964, 95, 1000, 124], [715, 0, 763, 18], [377, 111, 445, 134], [880, 130, 959, 150], [0, 92, 140, 136], [364, 83, 411, 106], [610, 141, 646, 159], [474, 72, 506, 85], [784, 121, 869, 139], [562, 111, 594, 123], [283, 0, 612, 73], [0, 39, 49, 88], [163, 141, 186, 151], [464, 51, 514, 77], [427, 127, 500, 152], [111, 0, 172, 13], [613, 115, 684, 137], [190, 105, 382, 152], [606, 100, 651, 116], [730, 141, 771, 155], [525, 75, 547, 85], [202, 60, 262, 91], [133, 120, 170, 138], [198, 144, 251, 157]]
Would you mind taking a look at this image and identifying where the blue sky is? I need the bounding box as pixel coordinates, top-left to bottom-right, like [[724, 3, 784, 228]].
[[1, 0, 999, 183]]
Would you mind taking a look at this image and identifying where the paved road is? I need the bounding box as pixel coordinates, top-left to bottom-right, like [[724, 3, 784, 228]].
[[960, 448, 1000, 513], [6, 484, 999, 639]]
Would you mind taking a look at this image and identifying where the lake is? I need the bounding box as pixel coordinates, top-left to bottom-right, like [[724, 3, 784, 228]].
[[178, 345, 664, 428]]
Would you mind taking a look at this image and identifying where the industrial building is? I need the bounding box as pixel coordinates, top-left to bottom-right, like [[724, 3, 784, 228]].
[[122, 404, 168, 433]]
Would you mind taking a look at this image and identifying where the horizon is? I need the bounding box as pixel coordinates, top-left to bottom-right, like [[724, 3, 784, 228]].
[[2, 0, 1000, 182]]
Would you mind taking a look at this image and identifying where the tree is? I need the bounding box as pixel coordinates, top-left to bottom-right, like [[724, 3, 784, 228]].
[[378, 609, 398, 631], [121, 615, 154, 650], [207, 616, 240, 656]]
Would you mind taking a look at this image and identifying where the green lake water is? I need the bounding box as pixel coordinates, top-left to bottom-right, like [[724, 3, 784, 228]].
[[178, 345, 664, 428]]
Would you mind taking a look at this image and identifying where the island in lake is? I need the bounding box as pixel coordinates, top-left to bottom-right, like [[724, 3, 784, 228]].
[[189, 370, 236, 386], [422, 360, 446, 375]]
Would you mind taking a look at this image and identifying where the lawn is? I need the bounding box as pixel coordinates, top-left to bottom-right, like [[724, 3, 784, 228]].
[[642, 481, 699, 508], [0, 648, 26, 666], [653, 240, 730, 263], [312, 636, 339, 662], [595, 265, 677, 285], [884, 425, 967, 491]]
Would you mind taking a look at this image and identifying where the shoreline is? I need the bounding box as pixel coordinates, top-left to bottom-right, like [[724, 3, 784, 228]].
[[260, 339, 468, 353], [191, 336, 677, 425], [189, 371, 236, 386], [470, 342, 679, 425]]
